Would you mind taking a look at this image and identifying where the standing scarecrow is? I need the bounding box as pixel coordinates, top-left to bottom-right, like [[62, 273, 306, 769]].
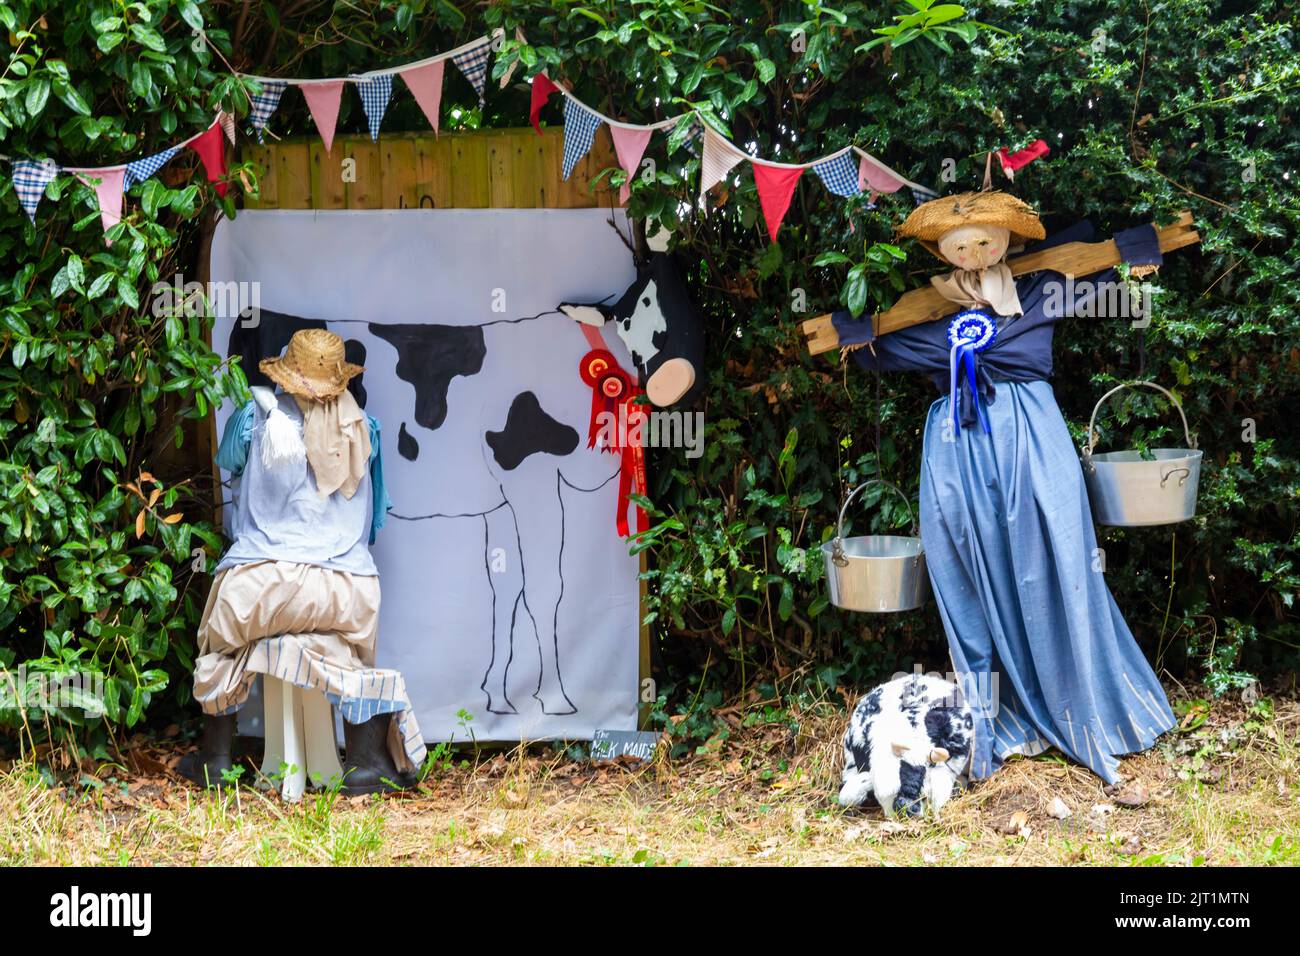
[[831, 192, 1176, 783], [179, 329, 426, 793]]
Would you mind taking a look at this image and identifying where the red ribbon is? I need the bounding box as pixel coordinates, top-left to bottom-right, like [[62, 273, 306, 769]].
[[578, 341, 648, 537]]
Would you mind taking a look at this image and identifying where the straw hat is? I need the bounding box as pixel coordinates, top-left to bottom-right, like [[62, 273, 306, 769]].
[[898, 191, 1046, 259], [259, 328, 363, 402]]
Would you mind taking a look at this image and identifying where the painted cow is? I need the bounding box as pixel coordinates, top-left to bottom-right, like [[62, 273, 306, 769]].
[[226, 252, 703, 718]]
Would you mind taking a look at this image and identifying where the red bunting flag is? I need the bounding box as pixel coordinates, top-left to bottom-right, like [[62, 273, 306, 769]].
[[752, 163, 803, 241], [997, 138, 1051, 178], [530, 72, 561, 135], [300, 80, 345, 154], [188, 123, 228, 197]]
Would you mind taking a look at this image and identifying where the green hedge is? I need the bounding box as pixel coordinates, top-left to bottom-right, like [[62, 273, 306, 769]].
[[1, 1, 1295, 754]]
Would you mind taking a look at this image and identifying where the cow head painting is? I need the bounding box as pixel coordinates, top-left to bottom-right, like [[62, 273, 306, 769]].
[[558, 251, 704, 407]]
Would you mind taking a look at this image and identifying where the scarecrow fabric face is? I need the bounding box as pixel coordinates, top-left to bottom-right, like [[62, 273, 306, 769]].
[[558, 251, 705, 407], [899, 191, 1046, 318]]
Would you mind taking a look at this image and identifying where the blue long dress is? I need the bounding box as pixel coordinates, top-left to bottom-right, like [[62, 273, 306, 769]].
[[832, 222, 1176, 783]]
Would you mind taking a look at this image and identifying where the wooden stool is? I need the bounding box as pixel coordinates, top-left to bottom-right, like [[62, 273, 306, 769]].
[[260, 677, 344, 801]]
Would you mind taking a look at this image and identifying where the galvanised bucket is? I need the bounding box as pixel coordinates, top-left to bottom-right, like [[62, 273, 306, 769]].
[[822, 480, 928, 613]]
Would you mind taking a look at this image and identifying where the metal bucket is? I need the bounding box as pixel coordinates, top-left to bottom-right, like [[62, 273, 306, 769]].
[[1081, 381, 1203, 527], [822, 480, 928, 613]]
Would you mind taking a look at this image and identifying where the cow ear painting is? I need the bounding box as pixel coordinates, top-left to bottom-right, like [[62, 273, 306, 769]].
[[558, 303, 611, 327]]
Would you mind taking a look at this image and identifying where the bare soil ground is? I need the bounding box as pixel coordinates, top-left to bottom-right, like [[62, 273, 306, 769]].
[[1, 689, 1296, 866]]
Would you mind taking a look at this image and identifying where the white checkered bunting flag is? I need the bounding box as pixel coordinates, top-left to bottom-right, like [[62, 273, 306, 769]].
[[124, 146, 180, 190], [248, 79, 287, 144], [12, 159, 59, 222], [358, 74, 393, 141], [562, 96, 602, 181], [451, 39, 491, 104], [812, 152, 861, 198]]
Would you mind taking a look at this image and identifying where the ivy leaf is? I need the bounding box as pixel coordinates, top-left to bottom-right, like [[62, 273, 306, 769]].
[[24, 78, 50, 118]]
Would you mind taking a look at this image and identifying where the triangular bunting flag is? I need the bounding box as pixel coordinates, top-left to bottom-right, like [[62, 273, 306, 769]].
[[124, 146, 180, 189], [357, 74, 393, 141], [75, 167, 126, 245], [219, 110, 237, 145], [698, 126, 747, 198], [529, 72, 560, 135], [858, 154, 905, 194], [752, 163, 803, 241], [610, 125, 652, 204], [248, 79, 287, 144], [451, 38, 491, 104], [189, 123, 229, 197], [12, 159, 59, 222], [300, 80, 345, 154], [561, 96, 602, 181], [812, 151, 861, 198], [399, 60, 445, 135]]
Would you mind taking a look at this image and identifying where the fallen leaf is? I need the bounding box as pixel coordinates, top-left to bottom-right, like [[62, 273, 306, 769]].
[[1048, 797, 1072, 820]]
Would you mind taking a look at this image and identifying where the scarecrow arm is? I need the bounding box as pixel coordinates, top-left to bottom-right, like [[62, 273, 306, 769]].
[[802, 211, 1199, 356]]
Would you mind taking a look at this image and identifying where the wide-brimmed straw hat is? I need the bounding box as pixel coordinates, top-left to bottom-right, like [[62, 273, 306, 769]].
[[898, 190, 1046, 259], [259, 328, 363, 402]]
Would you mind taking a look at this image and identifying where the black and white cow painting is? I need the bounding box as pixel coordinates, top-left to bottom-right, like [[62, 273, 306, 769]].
[[226, 252, 703, 720], [839, 674, 974, 817]]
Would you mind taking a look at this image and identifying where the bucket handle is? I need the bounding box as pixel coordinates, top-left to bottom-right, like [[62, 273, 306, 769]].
[[1082, 380, 1197, 459], [831, 480, 918, 566]]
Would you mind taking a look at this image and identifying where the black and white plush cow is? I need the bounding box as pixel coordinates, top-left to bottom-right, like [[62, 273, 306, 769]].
[[839, 674, 974, 818], [558, 251, 705, 407], [225, 252, 705, 719]]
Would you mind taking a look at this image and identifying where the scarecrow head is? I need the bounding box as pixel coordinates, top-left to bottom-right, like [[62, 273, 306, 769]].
[[258, 328, 364, 404], [897, 191, 1045, 271]]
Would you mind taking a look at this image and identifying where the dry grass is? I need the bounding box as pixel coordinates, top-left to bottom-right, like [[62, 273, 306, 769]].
[[1, 689, 1297, 866]]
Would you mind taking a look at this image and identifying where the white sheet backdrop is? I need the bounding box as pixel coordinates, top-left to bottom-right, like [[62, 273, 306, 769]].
[[209, 209, 641, 742]]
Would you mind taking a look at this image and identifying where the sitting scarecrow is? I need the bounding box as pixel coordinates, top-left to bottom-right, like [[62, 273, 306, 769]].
[[179, 328, 426, 793], [830, 192, 1177, 784]]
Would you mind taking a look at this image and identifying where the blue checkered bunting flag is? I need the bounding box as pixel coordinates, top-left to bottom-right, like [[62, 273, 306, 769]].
[[911, 184, 938, 204], [124, 146, 180, 190], [248, 79, 287, 144], [451, 39, 491, 104], [12, 159, 59, 222], [357, 74, 393, 141], [812, 152, 862, 198], [562, 96, 602, 181]]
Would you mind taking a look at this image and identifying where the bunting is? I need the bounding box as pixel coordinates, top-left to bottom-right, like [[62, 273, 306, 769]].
[[529, 72, 561, 134], [300, 80, 345, 154], [399, 60, 445, 135], [12, 159, 58, 222], [698, 125, 748, 198], [73, 167, 125, 245], [752, 163, 804, 240], [357, 74, 394, 141], [812, 151, 861, 198], [187, 122, 229, 198], [450, 37, 491, 104], [124, 146, 179, 190], [247, 79, 287, 143], [562, 96, 602, 181], [610, 125, 652, 205]]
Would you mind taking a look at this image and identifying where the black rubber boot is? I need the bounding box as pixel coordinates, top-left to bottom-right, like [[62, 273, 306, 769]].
[[177, 713, 237, 789], [341, 715, 412, 795]]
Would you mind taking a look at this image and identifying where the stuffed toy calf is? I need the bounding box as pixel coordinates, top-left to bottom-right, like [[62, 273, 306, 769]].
[[839, 674, 973, 817]]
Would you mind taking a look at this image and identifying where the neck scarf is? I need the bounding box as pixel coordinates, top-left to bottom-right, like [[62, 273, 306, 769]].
[[293, 391, 371, 500], [930, 262, 1023, 317]]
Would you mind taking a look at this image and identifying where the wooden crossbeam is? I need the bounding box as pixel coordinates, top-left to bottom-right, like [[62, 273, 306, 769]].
[[801, 211, 1200, 356]]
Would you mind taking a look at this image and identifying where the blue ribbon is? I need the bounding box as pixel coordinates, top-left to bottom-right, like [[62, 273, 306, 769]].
[[947, 310, 997, 435]]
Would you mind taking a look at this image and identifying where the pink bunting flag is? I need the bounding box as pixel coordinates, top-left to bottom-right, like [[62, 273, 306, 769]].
[[189, 123, 229, 197], [529, 72, 560, 135], [400, 61, 445, 135], [610, 126, 652, 205], [698, 126, 747, 199], [300, 80, 345, 153], [752, 162, 803, 241], [75, 167, 126, 245], [858, 155, 905, 194]]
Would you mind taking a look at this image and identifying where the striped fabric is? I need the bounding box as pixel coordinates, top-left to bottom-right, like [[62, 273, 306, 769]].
[[450, 38, 491, 104], [561, 96, 602, 181], [12, 159, 59, 222], [698, 125, 747, 198], [248, 79, 287, 144], [124, 146, 180, 190], [204, 633, 427, 772], [357, 74, 393, 141], [812, 151, 861, 197]]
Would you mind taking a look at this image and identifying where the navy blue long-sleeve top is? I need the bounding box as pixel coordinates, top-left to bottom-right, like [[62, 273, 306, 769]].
[[831, 221, 1162, 427]]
